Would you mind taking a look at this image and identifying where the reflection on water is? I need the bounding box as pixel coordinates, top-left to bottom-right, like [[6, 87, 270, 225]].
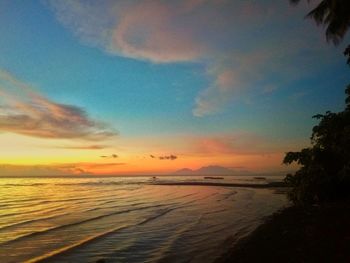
[[0, 176, 287, 263]]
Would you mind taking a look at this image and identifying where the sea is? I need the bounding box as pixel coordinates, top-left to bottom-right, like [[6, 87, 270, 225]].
[[0, 175, 287, 263]]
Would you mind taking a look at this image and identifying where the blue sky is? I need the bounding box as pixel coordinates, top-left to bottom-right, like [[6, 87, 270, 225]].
[[0, 0, 349, 174]]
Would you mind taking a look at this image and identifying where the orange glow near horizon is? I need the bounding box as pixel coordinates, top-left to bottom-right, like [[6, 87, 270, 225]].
[[0, 129, 302, 176], [0, 136, 291, 176]]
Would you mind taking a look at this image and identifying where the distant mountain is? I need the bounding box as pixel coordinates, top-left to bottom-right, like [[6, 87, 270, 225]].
[[174, 165, 248, 176], [175, 168, 194, 175]]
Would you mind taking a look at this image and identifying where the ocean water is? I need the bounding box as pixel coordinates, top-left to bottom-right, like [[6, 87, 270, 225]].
[[0, 176, 287, 263]]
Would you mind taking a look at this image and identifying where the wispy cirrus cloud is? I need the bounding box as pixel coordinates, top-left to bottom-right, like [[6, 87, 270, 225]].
[[187, 132, 304, 157], [47, 0, 209, 63], [0, 70, 117, 140], [57, 145, 107, 150], [46, 0, 336, 116]]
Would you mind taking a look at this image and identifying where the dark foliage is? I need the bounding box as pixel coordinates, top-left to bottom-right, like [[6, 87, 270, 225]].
[[290, 0, 350, 44], [284, 85, 350, 204], [290, 0, 350, 65], [285, 1, 350, 204], [345, 45, 350, 65]]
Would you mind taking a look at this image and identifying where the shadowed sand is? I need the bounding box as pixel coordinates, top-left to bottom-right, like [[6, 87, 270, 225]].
[[216, 201, 350, 263]]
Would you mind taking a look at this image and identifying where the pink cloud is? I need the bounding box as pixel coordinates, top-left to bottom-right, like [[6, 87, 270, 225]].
[[111, 1, 206, 63], [188, 132, 301, 156], [0, 70, 117, 140], [58, 145, 107, 150], [47, 0, 336, 116]]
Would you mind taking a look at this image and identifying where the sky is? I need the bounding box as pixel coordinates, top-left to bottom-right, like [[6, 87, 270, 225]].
[[0, 0, 349, 176]]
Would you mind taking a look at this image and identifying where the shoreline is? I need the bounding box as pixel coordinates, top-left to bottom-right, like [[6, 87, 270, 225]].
[[216, 201, 350, 263], [150, 181, 287, 188]]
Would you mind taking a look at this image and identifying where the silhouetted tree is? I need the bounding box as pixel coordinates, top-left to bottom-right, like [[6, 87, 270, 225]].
[[284, 85, 350, 204], [345, 45, 350, 65], [283, 0, 350, 205], [290, 0, 350, 64]]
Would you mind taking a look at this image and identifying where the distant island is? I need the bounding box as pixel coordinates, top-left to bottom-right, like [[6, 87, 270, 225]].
[[174, 165, 249, 176]]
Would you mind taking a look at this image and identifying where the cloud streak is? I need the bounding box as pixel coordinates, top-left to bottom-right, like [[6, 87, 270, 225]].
[[100, 154, 118, 158], [0, 70, 117, 140], [149, 154, 177, 160], [0, 162, 125, 176], [187, 132, 303, 157], [58, 145, 107, 150], [158, 154, 177, 160]]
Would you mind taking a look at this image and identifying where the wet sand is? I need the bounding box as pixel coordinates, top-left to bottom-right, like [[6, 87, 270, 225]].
[[216, 201, 350, 263]]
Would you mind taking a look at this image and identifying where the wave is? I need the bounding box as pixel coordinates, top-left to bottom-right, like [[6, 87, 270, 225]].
[[0, 180, 147, 188], [216, 191, 237, 202], [0, 212, 69, 232], [148, 215, 204, 263], [25, 208, 177, 263], [1, 190, 198, 244], [0, 183, 48, 187], [203, 208, 229, 215], [3, 202, 173, 245], [0, 204, 66, 219], [53, 181, 146, 186], [24, 224, 132, 263], [83, 192, 196, 215]]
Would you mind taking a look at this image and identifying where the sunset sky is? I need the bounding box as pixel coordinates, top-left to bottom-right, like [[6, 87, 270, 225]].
[[0, 0, 349, 175]]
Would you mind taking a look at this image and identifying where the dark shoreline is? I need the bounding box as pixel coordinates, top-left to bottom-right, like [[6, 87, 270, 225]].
[[216, 201, 350, 263], [150, 181, 287, 188]]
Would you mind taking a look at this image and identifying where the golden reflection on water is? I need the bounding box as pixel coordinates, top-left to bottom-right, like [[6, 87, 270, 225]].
[[0, 177, 287, 263]]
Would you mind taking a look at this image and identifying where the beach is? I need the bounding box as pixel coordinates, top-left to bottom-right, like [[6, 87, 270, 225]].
[[217, 201, 350, 263], [2, 0, 349, 262], [1, 176, 348, 263]]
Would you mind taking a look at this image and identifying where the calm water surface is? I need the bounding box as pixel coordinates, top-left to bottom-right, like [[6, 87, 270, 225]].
[[0, 176, 287, 263]]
